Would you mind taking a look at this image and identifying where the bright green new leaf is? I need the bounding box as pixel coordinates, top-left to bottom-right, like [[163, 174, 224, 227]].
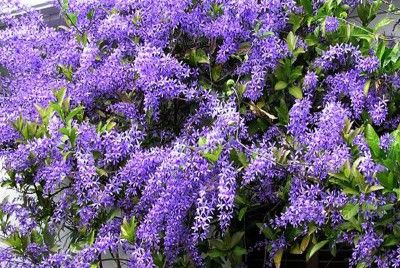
[[274, 81, 288, 90], [289, 86, 303, 99]]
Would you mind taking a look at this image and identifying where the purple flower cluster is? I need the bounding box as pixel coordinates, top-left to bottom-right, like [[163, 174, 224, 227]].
[[0, 0, 398, 267], [325, 16, 339, 32]]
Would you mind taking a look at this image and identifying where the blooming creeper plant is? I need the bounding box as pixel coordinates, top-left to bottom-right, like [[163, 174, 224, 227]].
[[0, 0, 400, 267]]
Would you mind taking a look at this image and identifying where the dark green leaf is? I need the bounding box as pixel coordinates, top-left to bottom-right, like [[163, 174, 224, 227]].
[[364, 124, 381, 158], [341, 203, 359, 221], [383, 235, 399, 247], [207, 249, 225, 258], [300, 0, 313, 15], [306, 240, 328, 261], [377, 171, 395, 190], [232, 246, 247, 256], [229, 232, 244, 249], [238, 207, 247, 221]]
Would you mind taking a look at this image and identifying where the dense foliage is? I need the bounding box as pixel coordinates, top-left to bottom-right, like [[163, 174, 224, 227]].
[[0, 0, 400, 267]]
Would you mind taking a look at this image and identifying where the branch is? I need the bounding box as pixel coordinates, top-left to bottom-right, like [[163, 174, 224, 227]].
[[56, 0, 89, 43]]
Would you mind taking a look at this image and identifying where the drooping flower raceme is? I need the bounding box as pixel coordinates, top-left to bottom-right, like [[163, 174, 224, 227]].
[[0, 0, 398, 267]]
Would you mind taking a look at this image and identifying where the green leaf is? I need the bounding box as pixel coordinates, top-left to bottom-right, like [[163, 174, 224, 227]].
[[59, 65, 73, 81], [211, 65, 222, 81], [66, 106, 84, 125], [230, 149, 249, 168], [300, 0, 313, 15], [275, 99, 289, 125], [286, 32, 297, 52], [198, 137, 207, 147], [366, 185, 384, 193], [383, 234, 399, 247], [96, 168, 108, 177], [256, 223, 275, 240], [66, 12, 78, 26], [207, 249, 225, 258], [273, 249, 283, 268], [86, 9, 95, 21], [54, 87, 67, 104], [357, 3, 376, 26], [62, 0, 69, 11], [289, 86, 303, 99], [330, 242, 337, 257], [305, 35, 319, 47], [5, 233, 28, 254], [306, 240, 328, 261], [357, 5, 369, 26], [105, 121, 116, 132], [69, 128, 77, 147], [377, 171, 395, 190], [88, 230, 95, 245], [202, 145, 223, 163], [185, 49, 209, 65], [363, 80, 371, 96], [107, 208, 121, 220], [12, 115, 24, 133], [344, 161, 351, 178], [356, 262, 367, 268], [274, 81, 288, 90], [196, 49, 209, 64], [229, 232, 244, 249], [290, 243, 303, 254], [209, 239, 225, 250], [300, 235, 310, 251], [238, 207, 247, 221], [232, 246, 247, 256], [374, 18, 394, 32], [288, 14, 304, 33], [209, 2, 223, 18], [376, 41, 386, 62], [341, 203, 359, 221], [345, 24, 352, 42], [236, 151, 249, 167], [364, 124, 381, 158], [249, 102, 277, 120], [393, 188, 400, 201], [76, 32, 89, 47], [307, 224, 317, 235], [34, 103, 52, 122], [121, 216, 137, 244]]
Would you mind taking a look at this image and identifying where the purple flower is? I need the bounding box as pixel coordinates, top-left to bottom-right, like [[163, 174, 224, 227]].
[[380, 133, 393, 150], [325, 16, 339, 32], [0, 0, 394, 266], [303, 71, 318, 96], [275, 178, 326, 228], [315, 44, 361, 71], [217, 159, 237, 230], [350, 228, 383, 267], [368, 95, 388, 125], [288, 98, 311, 142], [356, 55, 380, 73]]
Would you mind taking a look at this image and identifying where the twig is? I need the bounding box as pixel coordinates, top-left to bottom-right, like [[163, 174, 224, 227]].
[[101, 257, 129, 263], [56, 0, 89, 43]]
